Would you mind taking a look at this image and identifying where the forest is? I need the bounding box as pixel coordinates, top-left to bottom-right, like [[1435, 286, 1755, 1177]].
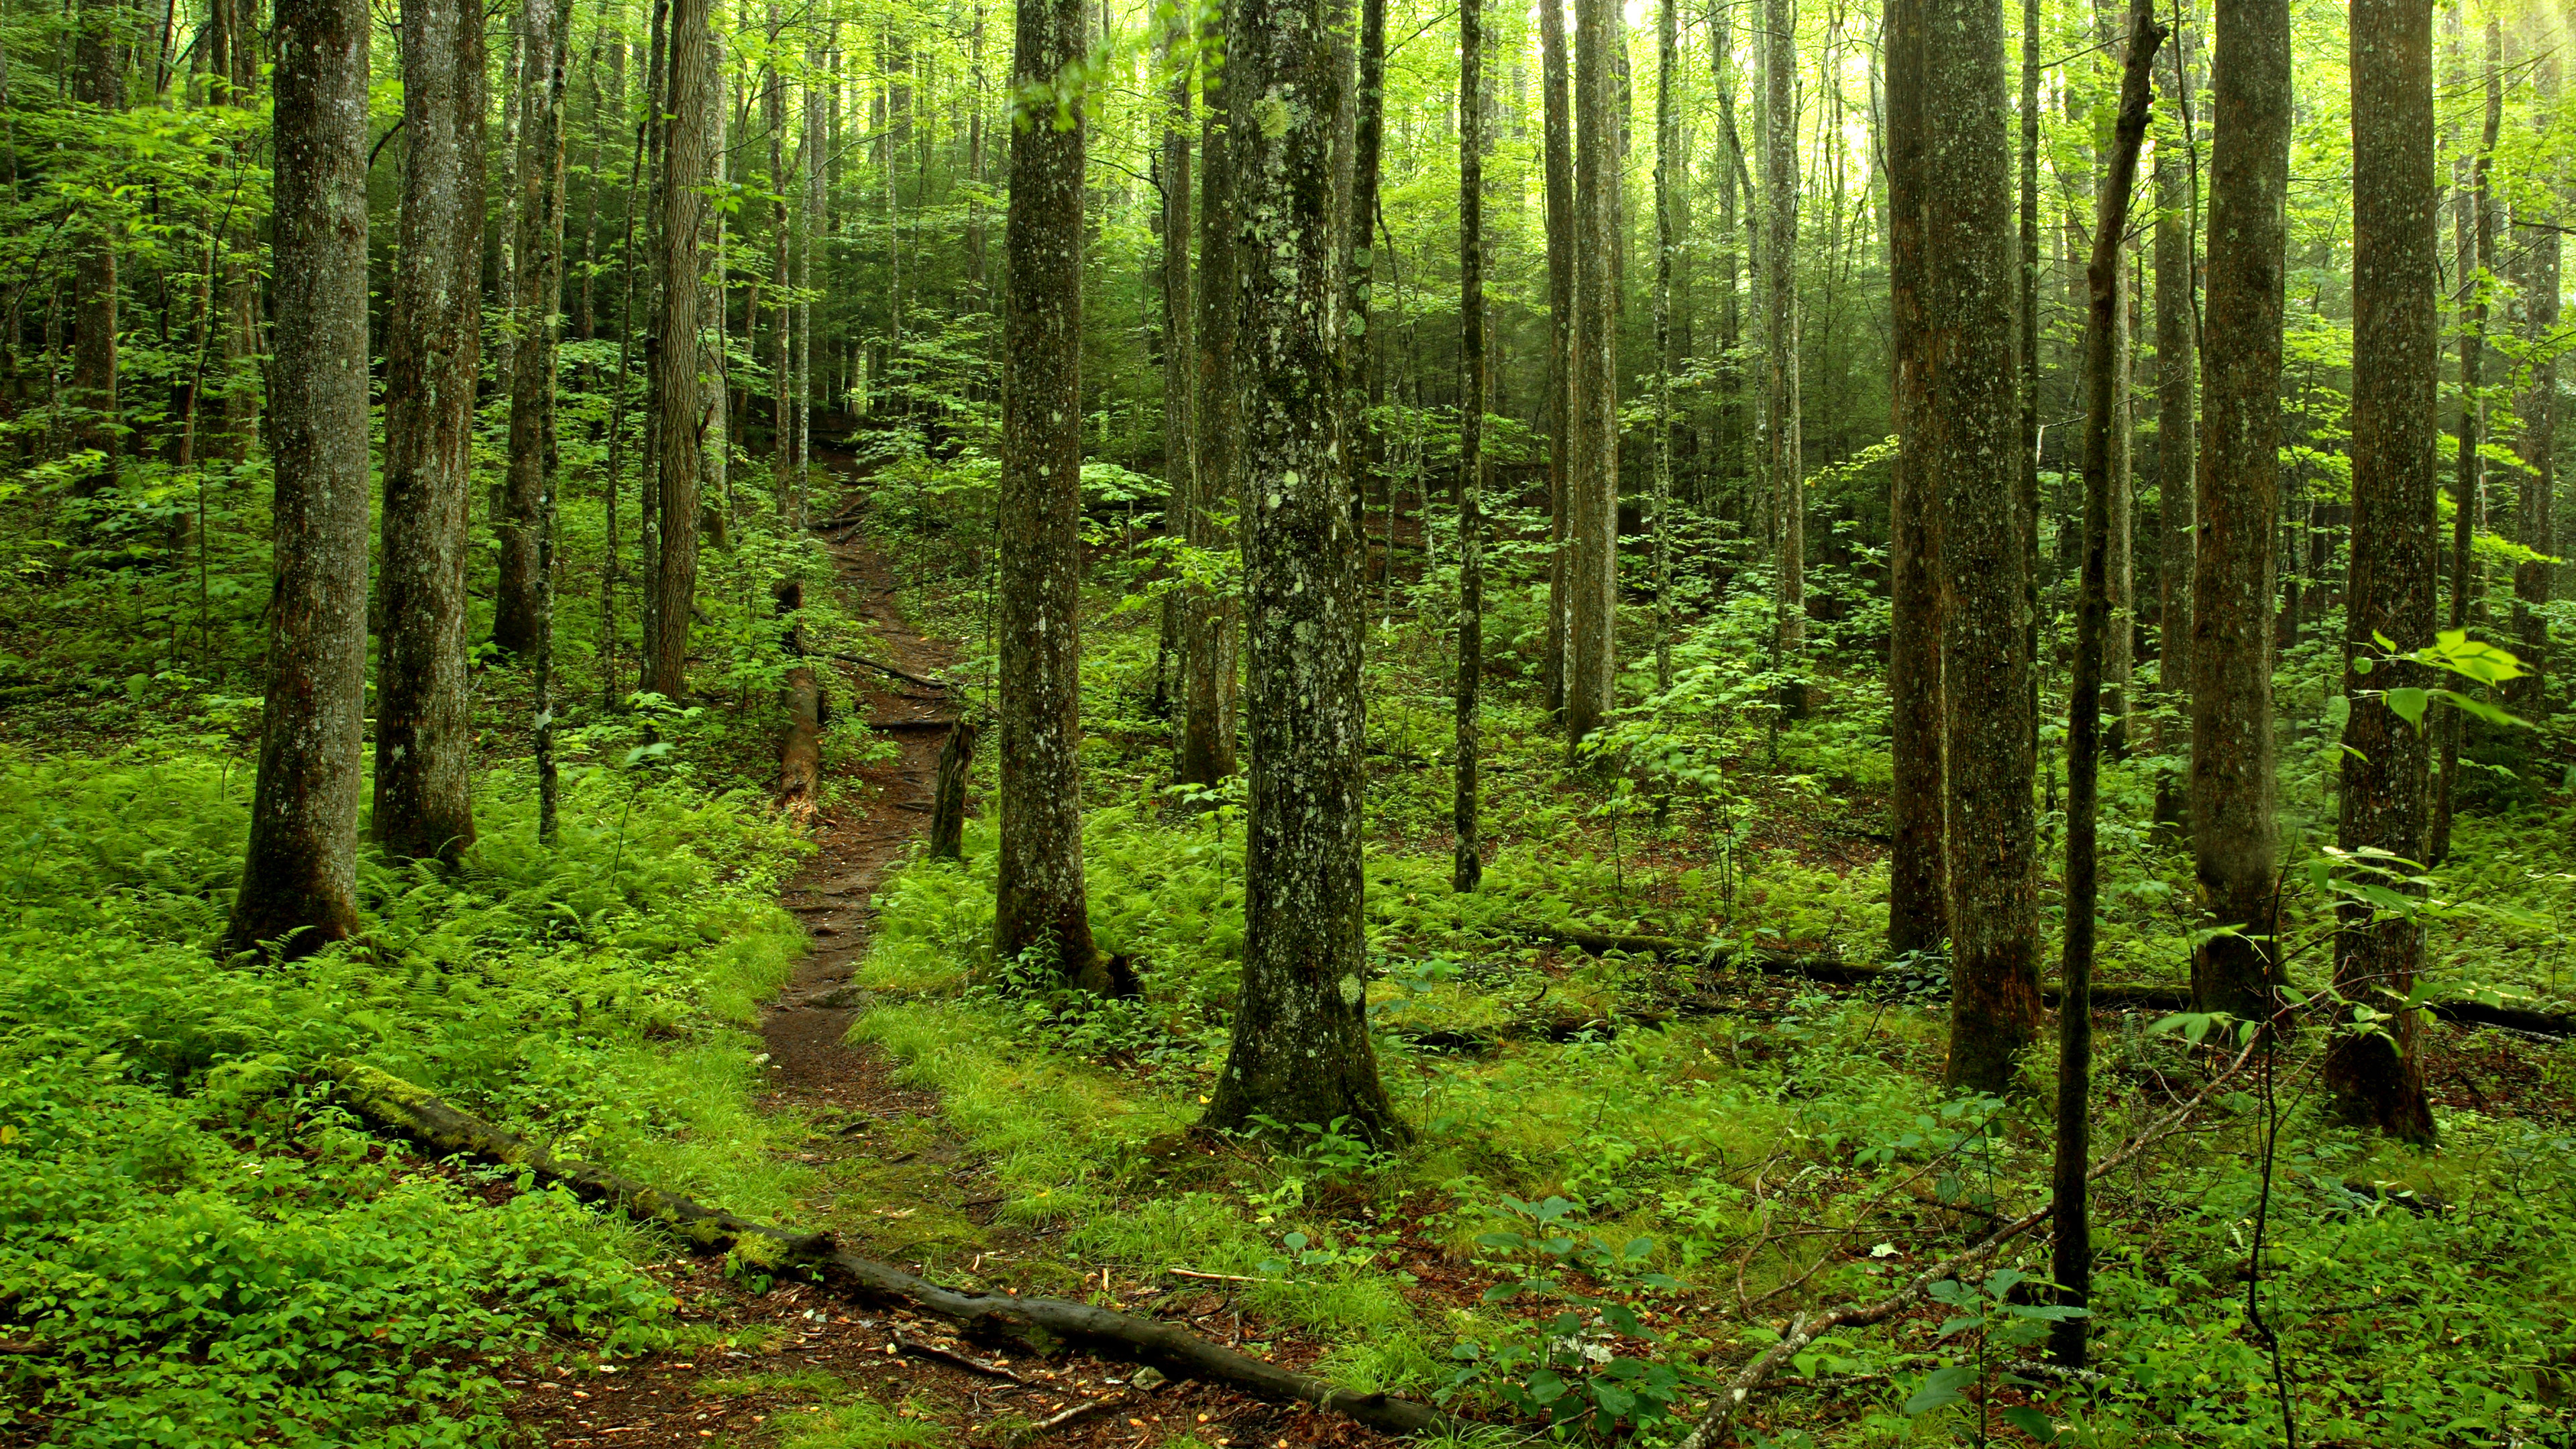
[[0, 0, 2571, 1439]]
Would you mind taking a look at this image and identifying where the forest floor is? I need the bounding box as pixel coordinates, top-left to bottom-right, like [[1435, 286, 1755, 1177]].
[[499, 480, 1391, 1449]]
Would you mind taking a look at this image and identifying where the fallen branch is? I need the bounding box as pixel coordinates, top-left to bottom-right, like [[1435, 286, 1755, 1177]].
[[896, 1331, 1034, 1385], [1010, 1391, 1140, 1445], [1667, 1035, 2265, 1449], [831, 651, 953, 692], [319, 1060, 1448, 1438]]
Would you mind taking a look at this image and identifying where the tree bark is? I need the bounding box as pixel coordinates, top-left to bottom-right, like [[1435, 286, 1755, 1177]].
[[2326, 0, 2438, 1144], [1454, 0, 1486, 894], [2507, 50, 2560, 712], [225, 0, 370, 957], [1198, 0, 1403, 1144], [1540, 0, 1574, 722], [70, 0, 121, 481], [2187, 0, 2289, 1021], [2151, 72, 2195, 784], [1179, 3, 1239, 789], [1563, 0, 1621, 745], [1156, 15, 1193, 720], [494, 0, 569, 657], [1924, 0, 2039, 1095], [645, 0, 710, 701], [2053, 0, 2161, 1367], [2430, 22, 2500, 865], [1760, 0, 1802, 712], [995, 0, 1101, 985], [1884, 0, 1945, 961], [1649, 0, 1674, 696], [372, 0, 487, 864], [930, 717, 979, 861]]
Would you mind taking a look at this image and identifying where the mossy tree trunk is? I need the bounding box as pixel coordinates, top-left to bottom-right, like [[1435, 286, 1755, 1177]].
[[1539, 0, 1574, 724], [1563, 0, 1620, 746], [1179, 4, 1238, 790], [644, 0, 710, 701]]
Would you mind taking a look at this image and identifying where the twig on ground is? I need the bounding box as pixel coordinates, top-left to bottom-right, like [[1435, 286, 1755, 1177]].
[[896, 1332, 1035, 1385]]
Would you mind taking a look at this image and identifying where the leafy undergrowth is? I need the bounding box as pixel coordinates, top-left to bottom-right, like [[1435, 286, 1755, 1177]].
[[0, 749, 810, 1445]]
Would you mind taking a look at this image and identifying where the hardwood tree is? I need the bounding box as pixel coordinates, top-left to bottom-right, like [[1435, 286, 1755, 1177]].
[[1562, 0, 1619, 745], [1539, 0, 1574, 722], [494, 0, 571, 658], [2188, 0, 2290, 1022], [2326, 0, 2438, 1144], [1759, 0, 1803, 710], [2430, 23, 2502, 865], [1921, 0, 2038, 1095], [1179, 0, 1238, 789], [645, 0, 712, 700], [1648, 0, 1676, 694], [994, 0, 1102, 984], [1154, 8, 1192, 718], [521, 0, 573, 841], [70, 0, 122, 482], [372, 0, 487, 864], [2151, 48, 2196, 816], [1884, 0, 1944, 961], [2507, 46, 2561, 710], [225, 0, 371, 957], [1198, 0, 1403, 1144], [1454, 0, 1486, 894]]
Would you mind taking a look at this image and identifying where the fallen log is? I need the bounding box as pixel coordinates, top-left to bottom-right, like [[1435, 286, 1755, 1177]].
[[317, 1059, 1448, 1438], [1526, 929, 2576, 1037], [833, 651, 952, 692]]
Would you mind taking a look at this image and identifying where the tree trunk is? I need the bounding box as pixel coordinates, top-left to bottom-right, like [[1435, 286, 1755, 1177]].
[[2186, 0, 2288, 1022], [929, 717, 979, 861], [70, 0, 121, 481], [995, 0, 1101, 985], [766, 9, 790, 480], [1155, 15, 1192, 720], [645, 0, 710, 701], [1563, 0, 1621, 745], [1179, 4, 1238, 789], [1454, 0, 1486, 894], [1197, 0, 1403, 1145], [698, 30, 729, 549], [225, 0, 370, 957], [2151, 76, 2195, 796], [1760, 0, 1803, 712], [2327, 0, 2438, 1144], [1924, 0, 2039, 1095], [2053, 0, 2161, 1368], [2430, 22, 2500, 865], [1540, 0, 1574, 722], [2507, 50, 2560, 712], [373, 0, 487, 864], [2017, 0, 2040, 724], [494, 0, 568, 657], [1649, 0, 1674, 695], [1884, 0, 1944, 960], [2104, 246, 2132, 753]]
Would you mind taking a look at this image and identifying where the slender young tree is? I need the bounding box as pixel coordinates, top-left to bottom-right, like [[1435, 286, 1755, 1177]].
[[1563, 0, 1621, 745], [995, 0, 1102, 985], [2327, 0, 2438, 1144], [1198, 0, 1403, 1144], [1649, 0, 1676, 694], [494, 0, 569, 656], [2430, 23, 2501, 865], [69, 0, 121, 480], [2188, 0, 2290, 1022], [373, 0, 487, 864], [1454, 0, 1487, 894], [2055, 0, 2163, 1366], [225, 0, 370, 957], [1760, 0, 1803, 711], [1923, 0, 2039, 1094], [2152, 55, 2196, 788], [645, 0, 711, 700], [1179, 1, 1238, 788], [1540, 0, 1574, 722], [523, 0, 572, 841], [2508, 49, 2561, 708], [1153, 10, 1192, 715], [1884, 0, 1945, 960]]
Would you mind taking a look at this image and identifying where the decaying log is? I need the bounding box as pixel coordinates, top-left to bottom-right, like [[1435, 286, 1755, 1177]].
[[317, 1059, 1448, 1438], [833, 651, 952, 692], [928, 716, 979, 860]]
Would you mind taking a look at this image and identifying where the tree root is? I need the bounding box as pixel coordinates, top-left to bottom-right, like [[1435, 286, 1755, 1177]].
[[316, 1059, 1449, 1438]]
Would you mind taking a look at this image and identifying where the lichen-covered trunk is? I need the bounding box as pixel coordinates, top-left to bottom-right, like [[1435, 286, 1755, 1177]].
[[494, 0, 568, 657], [1180, 15, 1239, 790], [373, 0, 487, 864], [1454, 0, 1486, 894], [1921, 0, 2037, 1095], [2151, 124, 2194, 759], [1539, 0, 1574, 722], [1760, 0, 1803, 707], [225, 0, 370, 957], [1563, 0, 1622, 746], [645, 0, 710, 701], [2507, 53, 2560, 711], [1883, 0, 1944, 961], [2327, 0, 2437, 1144], [1198, 0, 1402, 1144], [1649, 0, 1674, 696], [995, 0, 1099, 983], [2187, 0, 2288, 1021]]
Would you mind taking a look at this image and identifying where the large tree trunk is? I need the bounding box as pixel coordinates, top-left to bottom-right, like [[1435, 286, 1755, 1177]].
[[1539, 0, 1574, 722], [645, 0, 710, 700], [2430, 23, 2501, 865], [2326, 0, 2439, 1143], [1648, 0, 1674, 696], [1562, 0, 1621, 745], [995, 0, 1100, 984], [1923, 0, 2039, 1095], [493, 0, 568, 657], [2508, 51, 2561, 712], [70, 0, 121, 481], [372, 0, 488, 864], [2187, 0, 2288, 1022], [1760, 0, 1803, 714], [1155, 15, 1193, 720], [225, 0, 371, 957], [2151, 70, 2195, 785], [1883, 0, 1945, 960], [1454, 0, 1486, 894], [1197, 0, 1403, 1144], [1179, 5, 1239, 789]]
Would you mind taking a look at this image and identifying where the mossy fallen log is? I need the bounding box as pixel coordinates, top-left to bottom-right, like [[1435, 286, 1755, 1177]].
[[318, 1059, 1448, 1438]]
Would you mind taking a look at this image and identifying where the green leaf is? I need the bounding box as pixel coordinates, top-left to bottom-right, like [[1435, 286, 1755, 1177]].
[[2385, 688, 2428, 729], [2000, 1406, 2059, 1442], [1902, 1365, 1979, 1415]]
